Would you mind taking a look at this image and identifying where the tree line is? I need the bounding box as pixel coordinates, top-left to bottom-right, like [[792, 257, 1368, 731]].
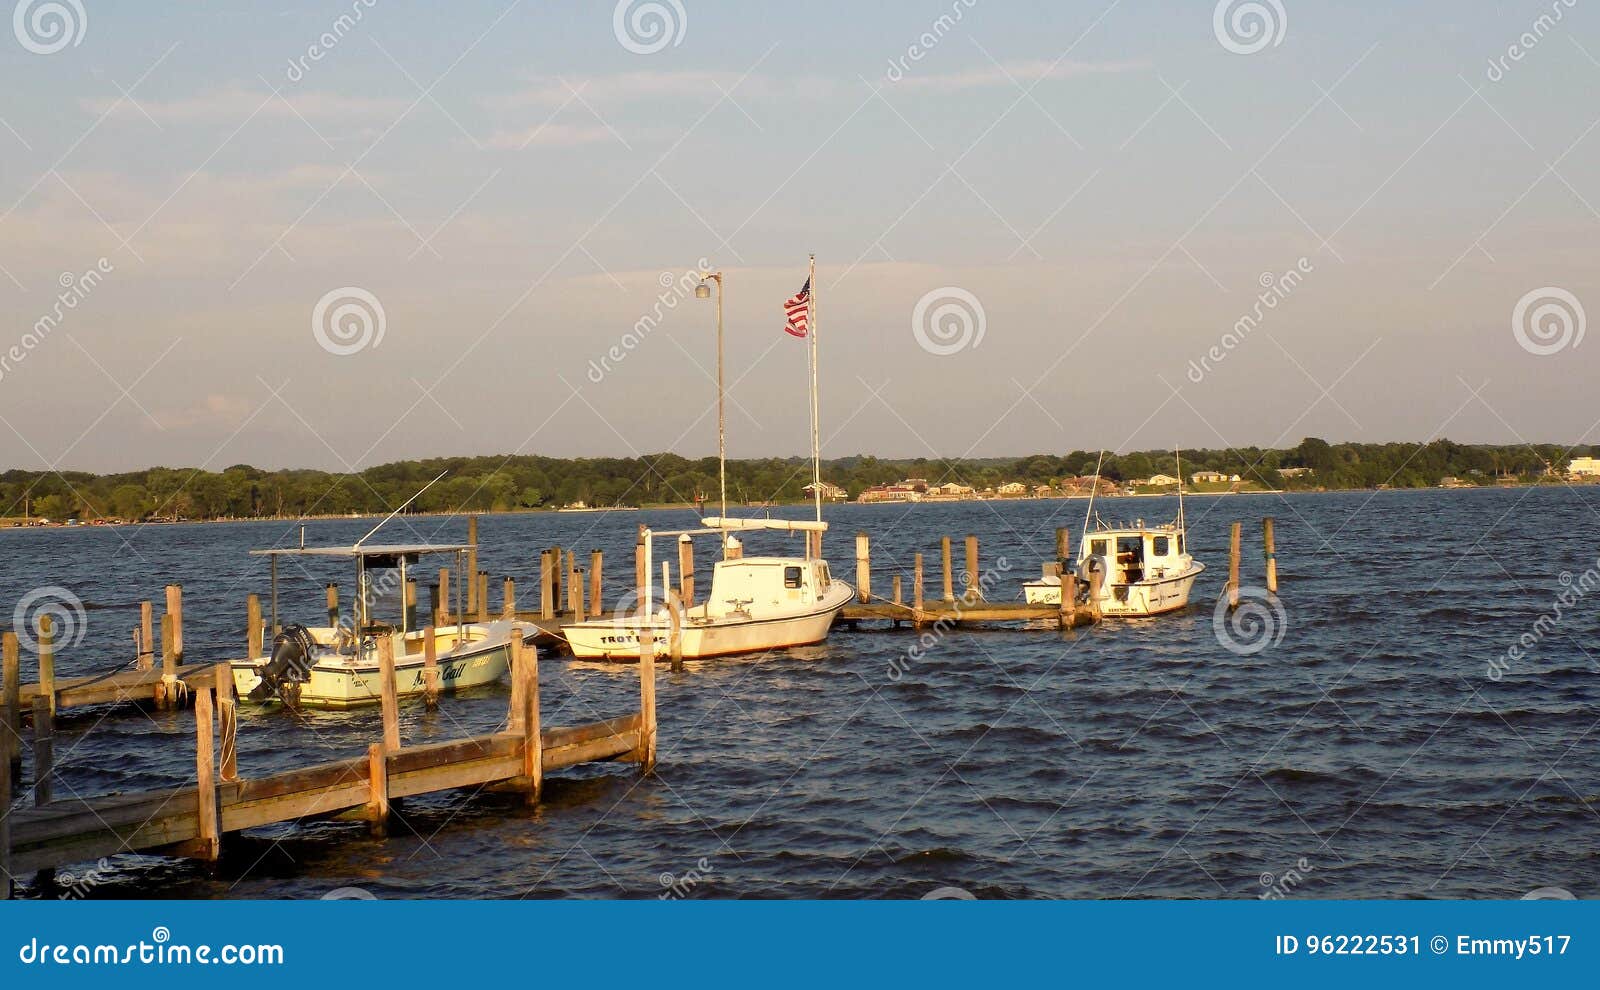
[[1, 439, 1581, 522]]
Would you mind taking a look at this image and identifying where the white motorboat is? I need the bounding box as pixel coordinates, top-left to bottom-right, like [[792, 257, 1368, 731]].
[[232, 541, 513, 708], [1022, 447, 1205, 617]]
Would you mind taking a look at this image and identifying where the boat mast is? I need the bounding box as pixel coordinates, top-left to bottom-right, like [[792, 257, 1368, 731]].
[[808, 253, 822, 531], [1175, 446, 1186, 538], [1082, 448, 1106, 539]]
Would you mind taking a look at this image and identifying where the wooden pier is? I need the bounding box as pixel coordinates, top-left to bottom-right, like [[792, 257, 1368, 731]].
[[1, 625, 657, 897]]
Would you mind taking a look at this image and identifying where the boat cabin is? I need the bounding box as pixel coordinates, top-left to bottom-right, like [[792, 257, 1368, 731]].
[[1078, 524, 1187, 585], [702, 556, 835, 619]]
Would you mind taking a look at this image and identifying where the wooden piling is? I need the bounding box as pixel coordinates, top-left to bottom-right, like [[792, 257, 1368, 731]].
[[855, 532, 871, 603], [540, 549, 555, 620], [366, 742, 389, 837], [192, 687, 219, 861], [941, 537, 954, 602], [892, 575, 903, 606], [476, 571, 489, 624], [552, 545, 564, 614], [678, 534, 694, 607], [569, 560, 585, 621], [589, 550, 603, 612], [160, 613, 176, 708], [215, 665, 237, 783], [2, 632, 17, 770], [139, 600, 154, 671], [165, 584, 184, 661], [1088, 561, 1105, 620], [520, 641, 542, 805], [667, 591, 685, 673], [246, 593, 263, 660], [405, 579, 418, 630], [638, 626, 657, 771], [377, 636, 400, 752], [36, 614, 54, 716], [634, 536, 646, 597], [1055, 527, 1071, 570], [466, 516, 479, 615], [326, 583, 339, 630], [1228, 521, 1242, 609], [1263, 517, 1278, 593], [1, 721, 10, 899], [437, 568, 450, 625], [913, 553, 925, 627], [507, 635, 527, 735], [964, 534, 980, 602], [423, 626, 439, 709], [428, 583, 440, 628], [31, 697, 52, 806], [503, 577, 516, 619]]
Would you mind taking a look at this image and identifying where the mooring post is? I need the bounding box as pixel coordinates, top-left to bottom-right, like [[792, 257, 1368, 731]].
[[913, 553, 925, 627], [892, 575, 903, 606], [423, 626, 439, 710], [405, 579, 418, 630], [37, 614, 54, 717], [521, 640, 542, 806], [503, 577, 516, 619], [667, 590, 685, 673], [165, 584, 184, 663], [1228, 521, 1243, 610], [246, 594, 263, 660], [1263, 517, 1278, 593], [1, 721, 11, 899], [437, 568, 450, 625], [215, 664, 237, 783], [139, 600, 154, 671], [366, 742, 389, 838], [507, 635, 527, 735], [539, 550, 554, 620], [160, 613, 177, 708], [589, 550, 603, 613], [1088, 562, 1104, 620], [941, 537, 954, 602], [326, 583, 339, 630], [551, 545, 564, 615], [2, 632, 18, 772], [570, 562, 586, 622], [637, 626, 657, 772], [476, 572, 489, 623], [964, 534, 980, 603], [855, 532, 871, 603], [633, 536, 646, 599], [192, 686, 219, 861], [1055, 527, 1071, 572], [678, 534, 694, 607], [31, 696, 52, 806], [377, 636, 400, 752]]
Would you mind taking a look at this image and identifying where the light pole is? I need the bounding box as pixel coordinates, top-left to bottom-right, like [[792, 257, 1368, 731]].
[[695, 270, 726, 554]]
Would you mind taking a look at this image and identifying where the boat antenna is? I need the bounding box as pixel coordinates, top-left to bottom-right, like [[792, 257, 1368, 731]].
[[355, 470, 448, 548], [1082, 448, 1106, 536], [1175, 446, 1186, 537]]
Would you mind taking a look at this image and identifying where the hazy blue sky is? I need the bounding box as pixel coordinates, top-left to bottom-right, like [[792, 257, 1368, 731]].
[[0, 0, 1595, 471]]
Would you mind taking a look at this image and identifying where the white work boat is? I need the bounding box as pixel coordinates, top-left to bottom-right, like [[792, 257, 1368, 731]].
[[231, 542, 514, 708], [1022, 448, 1206, 617], [562, 518, 854, 661], [562, 257, 853, 661]]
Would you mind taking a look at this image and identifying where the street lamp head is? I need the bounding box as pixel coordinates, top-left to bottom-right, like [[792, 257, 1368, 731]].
[[695, 281, 711, 299]]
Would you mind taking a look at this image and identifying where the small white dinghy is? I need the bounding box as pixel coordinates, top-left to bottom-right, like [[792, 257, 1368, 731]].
[[232, 542, 513, 708]]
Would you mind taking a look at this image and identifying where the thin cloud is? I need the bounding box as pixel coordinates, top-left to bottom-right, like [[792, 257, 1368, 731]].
[[483, 121, 617, 150], [895, 58, 1150, 91], [81, 86, 410, 123]]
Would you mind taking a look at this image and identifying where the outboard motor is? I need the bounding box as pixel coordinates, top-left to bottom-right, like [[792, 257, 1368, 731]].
[[248, 624, 319, 703]]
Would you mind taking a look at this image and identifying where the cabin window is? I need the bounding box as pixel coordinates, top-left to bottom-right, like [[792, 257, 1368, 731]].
[[1177, 534, 1185, 554], [784, 566, 803, 589], [1090, 538, 1109, 557], [1152, 536, 1170, 556]]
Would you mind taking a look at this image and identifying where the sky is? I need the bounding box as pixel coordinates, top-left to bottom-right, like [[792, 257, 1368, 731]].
[[0, 0, 1596, 472]]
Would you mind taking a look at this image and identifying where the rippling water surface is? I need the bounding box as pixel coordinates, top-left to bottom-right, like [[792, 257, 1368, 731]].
[[4, 487, 1597, 899]]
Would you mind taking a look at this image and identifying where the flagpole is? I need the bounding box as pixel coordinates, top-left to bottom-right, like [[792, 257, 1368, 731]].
[[808, 254, 821, 529]]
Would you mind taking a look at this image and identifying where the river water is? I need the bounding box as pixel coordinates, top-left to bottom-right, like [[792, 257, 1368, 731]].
[[3, 486, 1595, 899]]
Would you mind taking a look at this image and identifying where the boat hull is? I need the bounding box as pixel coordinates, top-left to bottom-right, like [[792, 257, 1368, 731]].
[[1023, 564, 1204, 617], [231, 623, 513, 709], [563, 591, 851, 661]]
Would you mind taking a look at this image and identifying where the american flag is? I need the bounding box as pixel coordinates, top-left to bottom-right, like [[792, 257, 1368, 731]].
[[783, 278, 810, 338]]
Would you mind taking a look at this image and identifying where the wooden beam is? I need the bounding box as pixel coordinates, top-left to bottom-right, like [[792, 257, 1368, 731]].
[[477, 572, 489, 624], [0, 719, 10, 899], [855, 532, 871, 603], [519, 639, 541, 805], [366, 742, 388, 837], [215, 665, 238, 783], [941, 536, 954, 602], [246, 593, 263, 660], [160, 613, 176, 708], [678, 534, 694, 607], [165, 584, 183, 662], [423, 626, 439, 709], [589, 550, 603, 613], [502, 577, 516, 620], [964, 534, 980, 602], [437, 568, 450, 627], [1263, 517, 1278, 593], [539, 549, 555, 620], [913, 553, 925, 627], [2, 632, 18, 770], [37, 614, 54, 716], [404, 579, 418, 631], [637, 626, 656, 771], [192, 687, 219, 861], [326, 583, 339, 630], [139, 600, 154, 671], [378, 636, 400, 752], [1228, 521, 1242, 609]]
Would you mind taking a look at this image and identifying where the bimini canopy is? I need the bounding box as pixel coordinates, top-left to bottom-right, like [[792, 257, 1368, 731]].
[[250, 544, 473, 567], [699, 517, 829, 533]]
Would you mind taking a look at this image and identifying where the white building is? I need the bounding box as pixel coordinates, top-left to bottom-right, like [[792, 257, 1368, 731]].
[[1568, 456, 1600, 477]]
